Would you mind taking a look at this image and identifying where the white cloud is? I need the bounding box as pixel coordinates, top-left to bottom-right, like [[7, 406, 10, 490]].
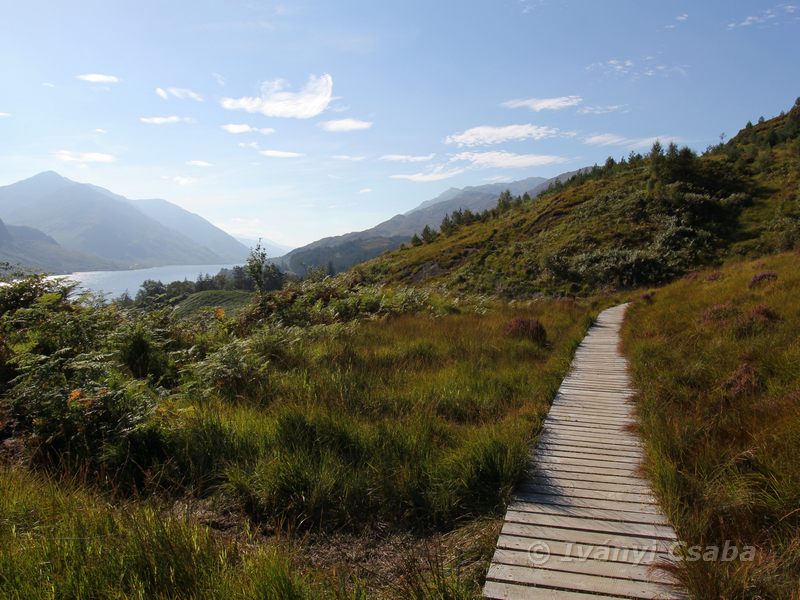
[[728, 4, 797, 28], [173, 176, 195, 186], [676, 13, 689, 21], [578, 104, 629, 115], [379, 153, 435, 163], [318, 118, 373, 132], [332, 154, 366, 161], [390, 166, 464, 182], [221, 123, 275, 134], [584, 133, 628, 146], [76, 73, 119, 84], [156, 87, 204, 101], [358, 188, 373, 194], [0, 112, 10, 117], [445, 124, 560, 146], [238, 141, 260, 149], [451, 151, 568, 169], [501, 95, 582, 112], [188, 160, 213, 167], [587, 58, 687, 78], [260, 149, 304, 158], [94, 128, 107, 134], [140, 115, 191, 125], [221, 73, 333, 119], [53, 150, 115, 163], [41, 82, 56, 88], [583, 133, 682, 149]]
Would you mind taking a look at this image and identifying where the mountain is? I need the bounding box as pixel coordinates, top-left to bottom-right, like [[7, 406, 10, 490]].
[[0, 217, 120, 274], [235, 236, 295, 258], [278, 173, 575, 275], [361, 102, 800, 296], [132, 199, 249, 262], [0, 172, 242, 272]]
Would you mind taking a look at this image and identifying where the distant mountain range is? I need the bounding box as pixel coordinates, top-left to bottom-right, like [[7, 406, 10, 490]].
[[0, 172, 280, 274], [276, 171, 580, 275]]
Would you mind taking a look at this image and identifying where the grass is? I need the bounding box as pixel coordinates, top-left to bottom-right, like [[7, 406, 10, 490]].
[[172, 289, 255, 318], [0, 274, 597, 597], [621, 251, 800, 599]]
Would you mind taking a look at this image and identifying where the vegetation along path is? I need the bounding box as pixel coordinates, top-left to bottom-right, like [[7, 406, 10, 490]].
[[483, 304, 685, 599]]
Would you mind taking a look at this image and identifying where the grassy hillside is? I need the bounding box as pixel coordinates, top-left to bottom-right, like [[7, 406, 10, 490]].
[[173, 289, 255, 318], [364, 102, 800, 296], [622, 252, 800, 598]]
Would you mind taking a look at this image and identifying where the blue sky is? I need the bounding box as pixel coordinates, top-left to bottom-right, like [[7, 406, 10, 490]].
[[0, 1, 798, 247]]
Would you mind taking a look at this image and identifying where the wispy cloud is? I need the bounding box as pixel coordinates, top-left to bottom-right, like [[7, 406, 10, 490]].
[[156, 87, 204, 101], [501, 95, 582, 112], [260, 149, 304, 158], [451, 151, 568, 169], [445, 124, 561, 146], [238, 141, 260, 150], [53, 150, 115, 163], [676, 13, 689, 21], [140, 115, 192, 125], [587, 58, 687, 78], [188, 160, 213, 167], [390, 166, 465, 182], [379, 153, 435, 163], [221, 123, 275, 135], [94, 128, 107, 134], [0, 112, 10, 117], [578, 104, 629, 115], [318, 118, 373, 132], [172, 176, 195, 186], [221, 73, 333, 119], [212, 73, 226, 86], [728, 3, 798, 29], [332, 154, 366, 161], [583, 133, 628, 146], [358, 188, 373, 194], [41, 82, 56, 88], [76, 73, 119, 84], [584, 132, 682, 149]]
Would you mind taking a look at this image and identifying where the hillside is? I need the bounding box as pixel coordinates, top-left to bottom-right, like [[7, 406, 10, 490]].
[[0, 172, 238, 271], [0, 217, 120, 273], [277, 173, 578, 275], [363, 102, 800, 296], [132, 199, 249, 262]]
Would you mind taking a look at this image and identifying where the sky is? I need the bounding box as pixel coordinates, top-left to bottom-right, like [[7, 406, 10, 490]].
[[0, 1, 798, 247]]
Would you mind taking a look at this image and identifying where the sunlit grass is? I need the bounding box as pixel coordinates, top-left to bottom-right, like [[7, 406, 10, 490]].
[[622, 252, 800, 599]]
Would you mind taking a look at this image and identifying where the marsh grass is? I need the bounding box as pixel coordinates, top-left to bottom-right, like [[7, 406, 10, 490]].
[[1, 274, 594, 596], [622, 252, 800, 599]]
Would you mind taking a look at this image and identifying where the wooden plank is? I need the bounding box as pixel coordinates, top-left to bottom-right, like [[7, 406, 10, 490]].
[[486, 564, 681, 600], [483, 581, 623, 600], [512, 492, 664, 516], [504, 510, 677, 540], [492, 548, 677, 584], [516, 482, 658, 504], [506, 501, 670, 525], [496, 534, 677, 566]]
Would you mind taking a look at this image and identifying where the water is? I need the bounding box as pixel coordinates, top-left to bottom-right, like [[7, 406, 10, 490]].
[[59, 264, 239, 299]]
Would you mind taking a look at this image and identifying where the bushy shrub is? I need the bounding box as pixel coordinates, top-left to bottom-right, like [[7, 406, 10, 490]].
[[504, 317, 547, 345], [8, 350, 155, 470], [748, 270, 778, 288]]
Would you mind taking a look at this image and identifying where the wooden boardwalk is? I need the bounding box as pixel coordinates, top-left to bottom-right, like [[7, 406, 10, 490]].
[[484, 304, 685, 599]]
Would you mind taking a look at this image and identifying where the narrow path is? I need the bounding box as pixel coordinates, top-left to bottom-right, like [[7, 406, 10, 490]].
[[483, 304, 685, 599]]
